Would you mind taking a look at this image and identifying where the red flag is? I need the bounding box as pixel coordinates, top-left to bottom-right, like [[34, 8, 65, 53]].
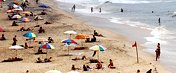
[[132, 41, 137, 48]]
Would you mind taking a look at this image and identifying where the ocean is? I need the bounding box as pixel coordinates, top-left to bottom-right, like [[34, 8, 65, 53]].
[[56, 0, 176, 72]]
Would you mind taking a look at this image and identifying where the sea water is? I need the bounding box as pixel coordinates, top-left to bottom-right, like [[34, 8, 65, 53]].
[[56, 0, 176, 72]]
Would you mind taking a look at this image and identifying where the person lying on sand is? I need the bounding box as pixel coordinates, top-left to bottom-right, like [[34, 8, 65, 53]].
[[108, 59, 116, 69], [85, 35, 96, 42], [36, 57, 43, 63], [17, 27, 32, 31], [0, 34, 6, 40], [48, 37, 54, 43], [44, 21, 52, 24], [40, 10, 47, 15], [71, 65, 81, 70], [44, 57, 52, 62], [93, 30, 104, 37], [72, 55, 87, 61]]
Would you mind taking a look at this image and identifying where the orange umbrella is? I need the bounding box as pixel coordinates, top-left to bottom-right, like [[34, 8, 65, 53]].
[[75, 33, 89, 39]]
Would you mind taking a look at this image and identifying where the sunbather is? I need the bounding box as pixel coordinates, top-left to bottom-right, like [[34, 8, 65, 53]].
[[96, 61, 103, 69], [40, 10, 47, 15], [44, 57, 52, 62], [72, 55, 87, 60], [12, 21, 18, 26], [93, 30, 103, 37], [0, 34, 6, 40], [71, 65, 81, 70], [36, 57, 42, 63], [48, 37, 54, 43], [38, 27, 45, 33], [108, 59, 116, 69]]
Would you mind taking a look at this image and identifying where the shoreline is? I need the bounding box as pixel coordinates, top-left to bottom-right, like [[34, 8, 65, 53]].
[[0, 0, 172, 73]]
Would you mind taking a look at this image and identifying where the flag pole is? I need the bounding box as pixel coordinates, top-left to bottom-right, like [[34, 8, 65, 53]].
[[135, 45, 139, 63]]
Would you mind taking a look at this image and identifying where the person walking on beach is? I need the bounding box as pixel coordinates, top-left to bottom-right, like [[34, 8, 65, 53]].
[[12, 35, 17, 46], [158, 18, 161, 26], [99, 8, 101, 13], [155, 43, 161, 61], [72, 4, 76, 12], [91, 7, 93, 13], [121, 8, 123, 13]]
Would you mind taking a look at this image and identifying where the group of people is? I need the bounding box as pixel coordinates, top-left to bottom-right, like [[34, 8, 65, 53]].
[[71, 59, 115, 71], [71, 4, 102, 13], [36, 57, 52, 63]]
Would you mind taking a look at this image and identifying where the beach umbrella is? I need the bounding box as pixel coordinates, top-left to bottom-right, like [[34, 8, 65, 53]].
[[62, 39, 77, 55], [75, 33, 89, 46], [38, 4, 50, 8], [23, 32, 38, 38], [13, 6, 23, 11], [67, 71, 79, 73], [7, 10, 14, 13], [9, 45, 24, 57], [34, 38, 48, 42], [12, 15, 21, 19], [75, 33, 89, 39], [62, 39, 77, 44], [64, 30, 77, 38], [39, 43, 55, 58], [45, 70, 62, 73], [21, 11, 31, 15], [89, 45, 107, 60], [0, 26, 4, 32], [20, 17, 30, 22], [64, 30, 77, 35]]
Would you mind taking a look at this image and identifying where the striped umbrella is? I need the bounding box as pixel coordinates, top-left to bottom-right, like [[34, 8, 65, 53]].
[[20, 17, 30, 22], [61, 39, 77, 44], [39, 43, 55, 58], [23, 32, 38, 38], [89, 45, 107, 60]]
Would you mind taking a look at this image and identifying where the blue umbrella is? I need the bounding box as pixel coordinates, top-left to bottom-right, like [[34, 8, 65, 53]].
[[38, 4, 49, 8], [23, 32, 38, 38]]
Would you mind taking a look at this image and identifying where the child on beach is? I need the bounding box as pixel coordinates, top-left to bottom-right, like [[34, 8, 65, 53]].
[[12, 35, 17, 46], [108, 59, 116, 69]]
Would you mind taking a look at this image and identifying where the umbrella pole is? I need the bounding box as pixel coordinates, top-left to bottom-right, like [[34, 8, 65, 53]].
[[46, 49, 48, 58], [97, 51, 99, 60], [68, 46, 69, 55], [16, 50, 17, 57]]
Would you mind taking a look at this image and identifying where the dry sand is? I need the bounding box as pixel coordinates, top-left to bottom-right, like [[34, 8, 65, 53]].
[[0, 0, 171, 73]]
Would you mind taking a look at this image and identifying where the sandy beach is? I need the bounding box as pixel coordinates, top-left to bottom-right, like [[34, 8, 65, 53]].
[[0, 0, 172, 73]]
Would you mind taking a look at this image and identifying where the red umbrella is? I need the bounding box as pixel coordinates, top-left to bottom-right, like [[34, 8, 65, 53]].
[[0, 26, 4, 32]]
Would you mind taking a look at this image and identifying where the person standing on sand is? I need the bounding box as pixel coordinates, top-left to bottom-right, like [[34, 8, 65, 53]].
[[12, 35, 17, 46], [158, 18, 161, 26], [121, 8, 123, 12], [99, 8, 101, 13], [91, 7, 93, 13], [155, 43, 161, 61], [137, 69, 140, 73], [72, 4, 76, 12]]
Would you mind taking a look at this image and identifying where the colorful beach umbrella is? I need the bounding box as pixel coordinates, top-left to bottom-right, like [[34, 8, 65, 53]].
[[62, 39, 77, 44], [89, 45, 106, 51], [20, 17, 30, 22], [23, 32, 38, 38], [45, 70, 62, 73], [38, 4, 50, 8], [12, 15, 21, 19], [89, 45, 106, 60], [39, 43, 55, 49], [0, 26, 4, 32]]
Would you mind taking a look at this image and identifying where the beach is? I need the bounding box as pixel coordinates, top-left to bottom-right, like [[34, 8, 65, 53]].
[[0, 0, 172, 73]]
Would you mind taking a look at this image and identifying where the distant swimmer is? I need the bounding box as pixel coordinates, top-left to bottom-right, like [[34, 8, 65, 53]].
[[91, 7, 93, 13], [120, 8, 123, 13], [72, 4, 76, 12], [99, 8, 101, 13], [158, 18, 161, 26]]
